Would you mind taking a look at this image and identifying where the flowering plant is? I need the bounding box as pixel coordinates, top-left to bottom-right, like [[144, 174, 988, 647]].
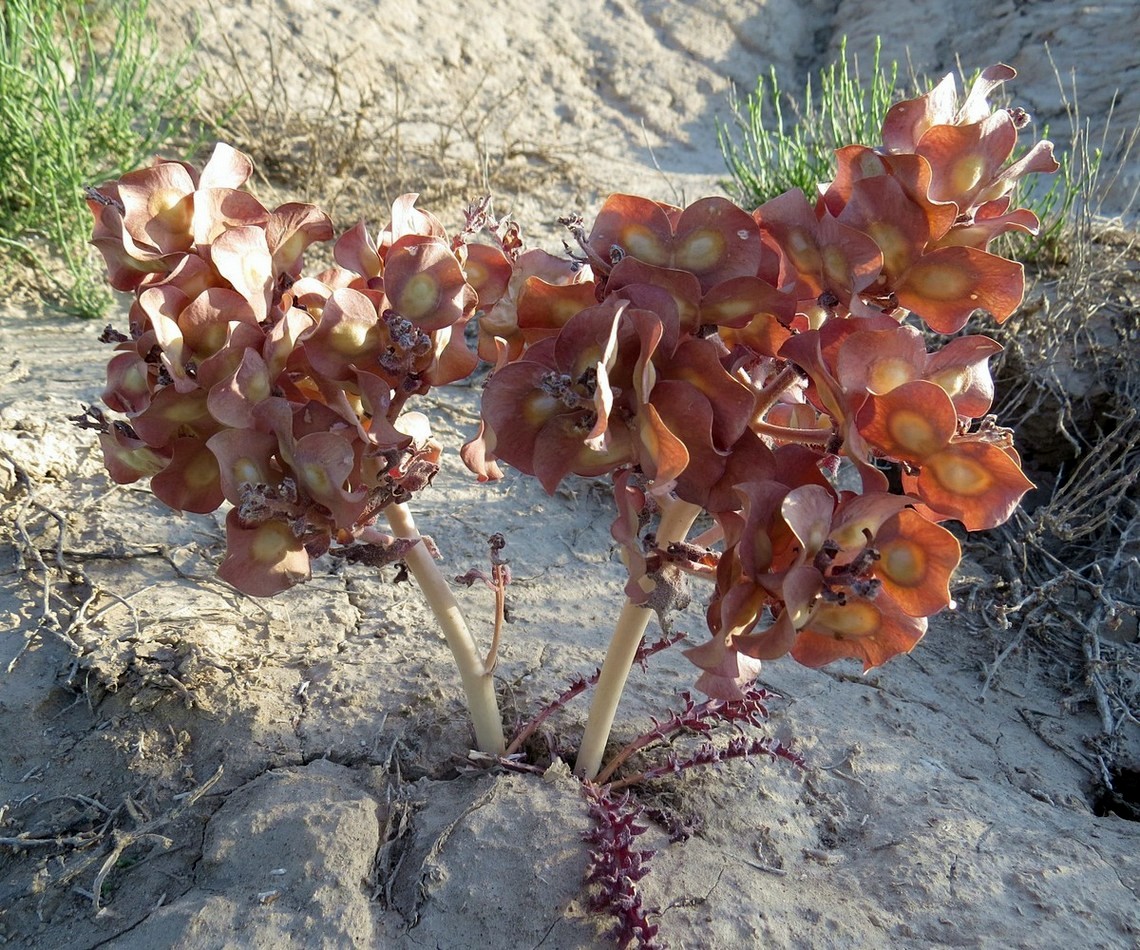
[[461, 63, 1056, 776], [81, 143, 508, 751], [82, 64, 1056, 782]]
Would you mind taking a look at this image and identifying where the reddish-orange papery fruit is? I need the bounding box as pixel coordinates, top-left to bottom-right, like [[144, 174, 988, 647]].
[[86, 146, 498, 596], [469, 63, 1053, 702], [83, 61, 1054, 720]]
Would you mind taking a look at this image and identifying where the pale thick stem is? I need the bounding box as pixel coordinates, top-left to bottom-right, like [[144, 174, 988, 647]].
[[574, 498, 701, 779], [573, 601, 653, 781], [385, 504, 506, 754], [751, 418, 834, 446]]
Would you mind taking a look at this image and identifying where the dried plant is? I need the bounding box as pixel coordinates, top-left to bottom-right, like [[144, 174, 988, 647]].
[[194, 0, 577, 232], [79, 145, 510, 752], [957, 65, 1139, 785], [70, 58, 1071, 944]]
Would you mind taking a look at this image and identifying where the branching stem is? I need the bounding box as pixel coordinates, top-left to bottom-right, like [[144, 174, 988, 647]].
[[594, 727, 662, 787], [505, 676, 593, 758], [748, 364, 837, 446], [385, 503, 506, 754], [753, 363, 801, 417]]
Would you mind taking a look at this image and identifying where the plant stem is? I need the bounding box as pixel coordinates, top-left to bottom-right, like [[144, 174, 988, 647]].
[[505, 676, 592, 757], [385, 502, 506, 754], [751, 418, 834, 446], [484, 569, 506, 674], [752, 364, 800, 415], [574, 497, 701, 779], [594, 726, 661, 787]]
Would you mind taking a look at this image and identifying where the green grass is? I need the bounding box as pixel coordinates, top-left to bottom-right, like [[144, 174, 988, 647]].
[[717, 37, 900, 209], [0, 0, 201, 318]]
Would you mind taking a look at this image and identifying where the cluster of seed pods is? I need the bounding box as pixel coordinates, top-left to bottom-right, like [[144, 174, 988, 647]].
[[463, 65, 1056, 696], [87, 144, 489, 595], [87, 65, 1056, 697]]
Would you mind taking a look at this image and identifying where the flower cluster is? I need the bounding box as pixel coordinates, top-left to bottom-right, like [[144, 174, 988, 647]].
[[86, 144, 493, 595], [463, 65, 1056, 695]]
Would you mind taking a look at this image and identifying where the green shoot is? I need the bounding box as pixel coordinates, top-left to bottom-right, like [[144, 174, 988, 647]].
[[717, 37, 899, 207], [0, 0, 201, 317]]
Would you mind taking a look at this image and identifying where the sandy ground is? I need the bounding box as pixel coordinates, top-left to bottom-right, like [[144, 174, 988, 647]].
[[2, 1, 1139, 947]]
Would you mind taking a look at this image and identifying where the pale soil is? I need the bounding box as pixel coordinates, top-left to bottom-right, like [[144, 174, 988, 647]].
[[1, 2, 1138, 948]]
